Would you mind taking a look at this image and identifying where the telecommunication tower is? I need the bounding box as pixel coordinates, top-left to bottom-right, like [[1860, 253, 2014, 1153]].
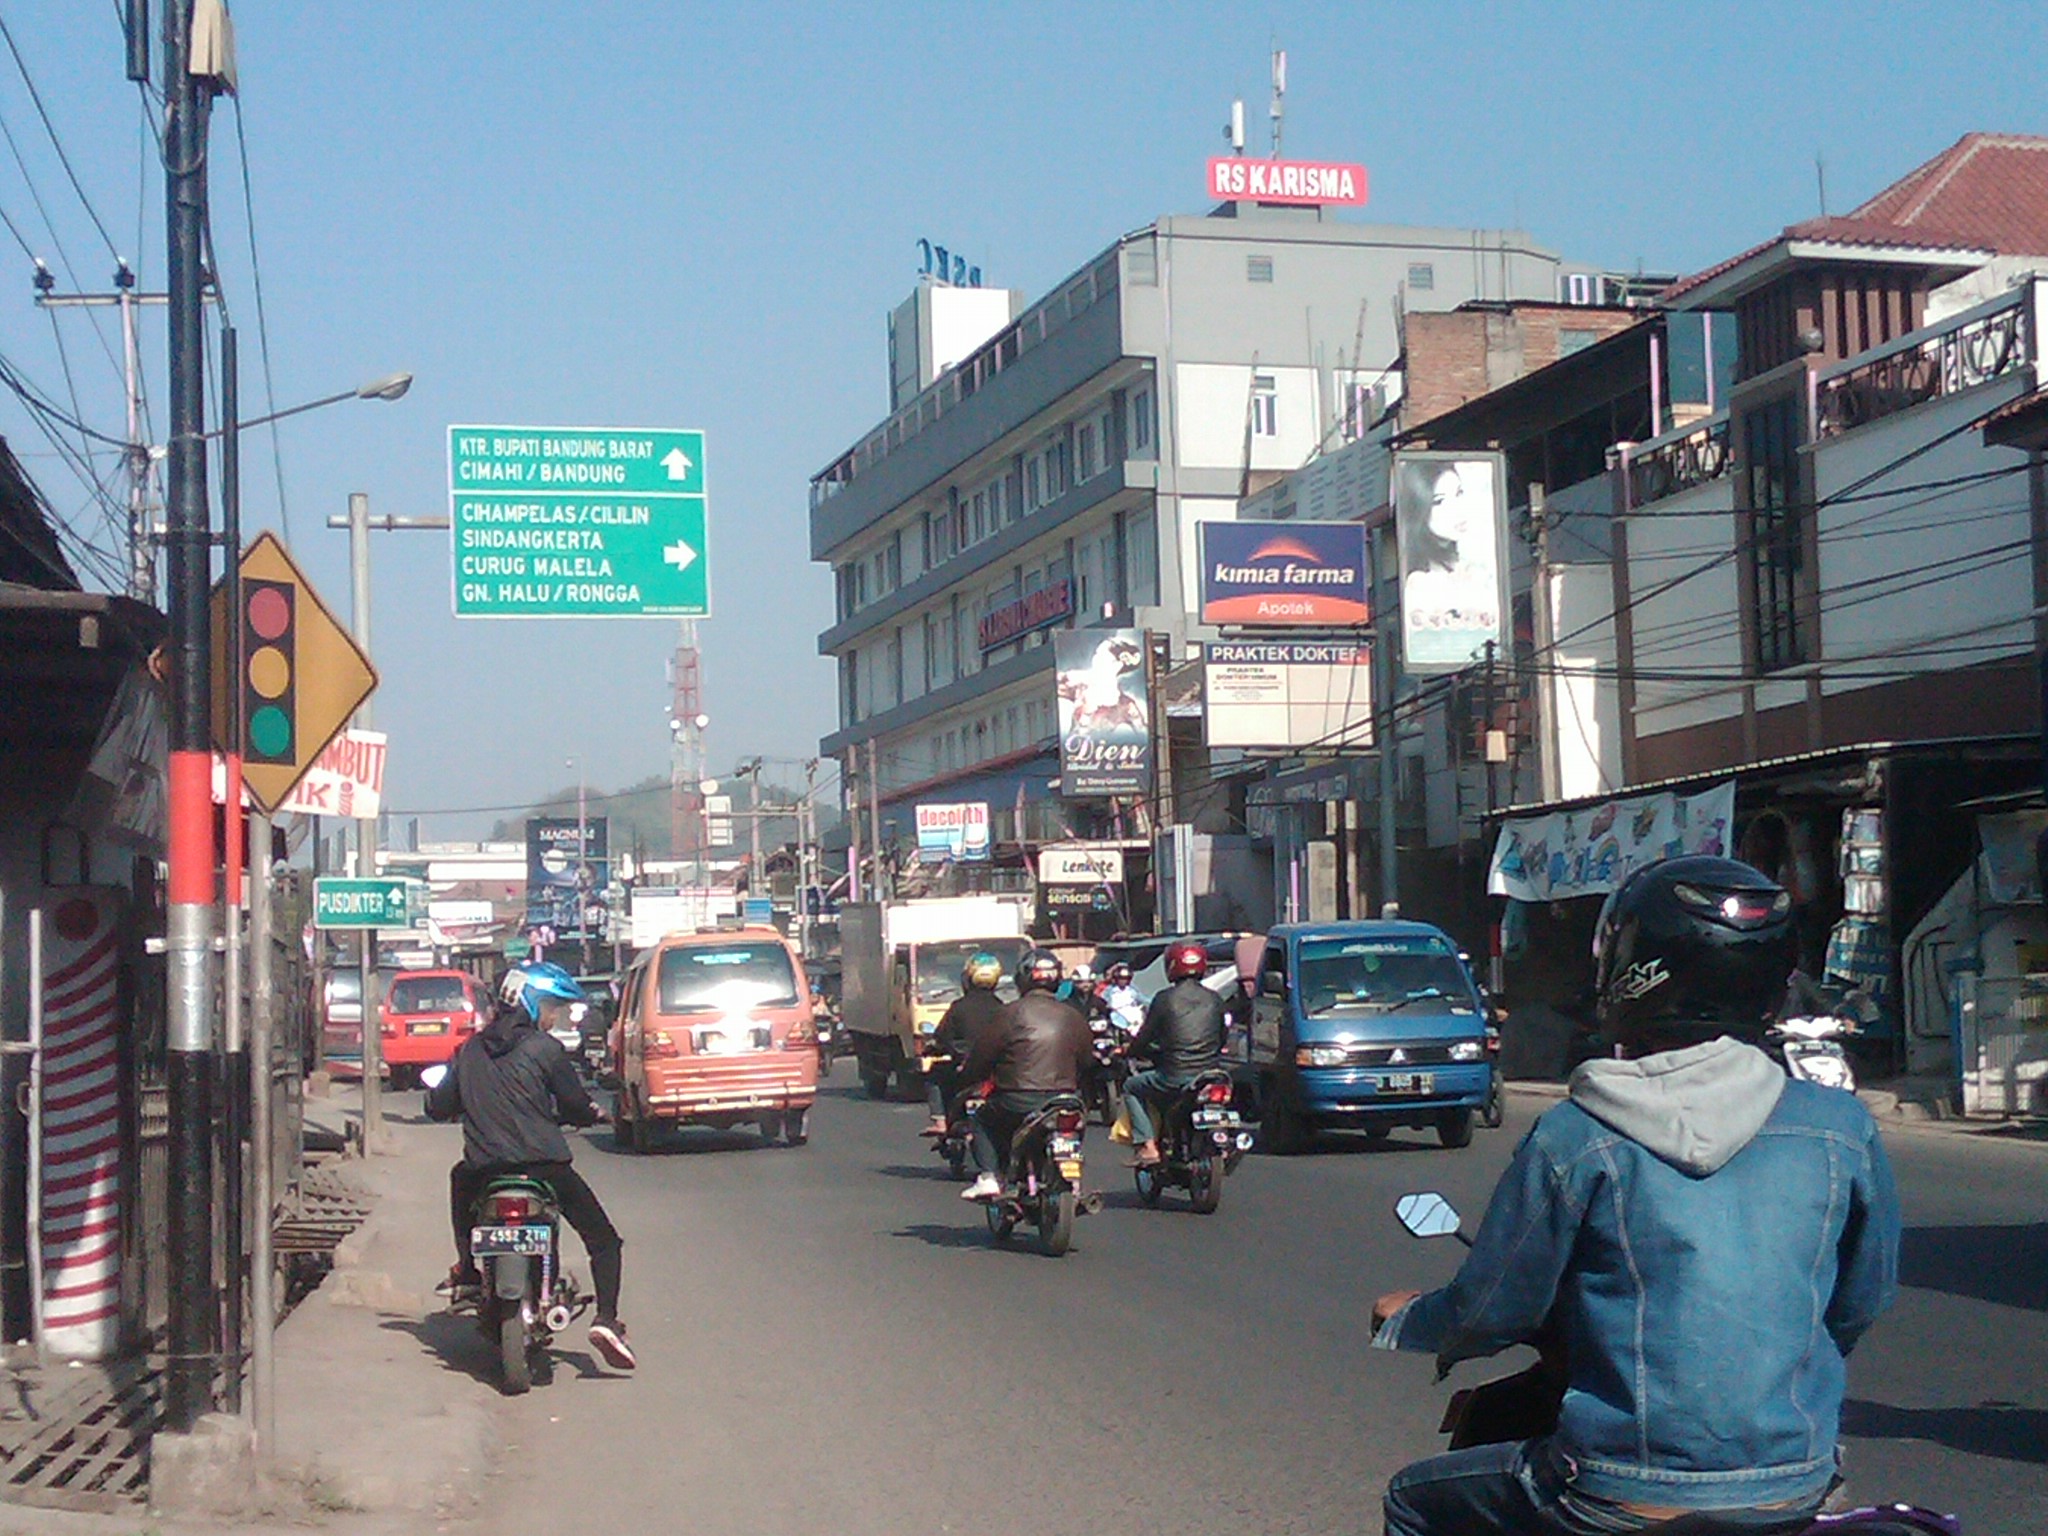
[[668, 620, 708, 859]]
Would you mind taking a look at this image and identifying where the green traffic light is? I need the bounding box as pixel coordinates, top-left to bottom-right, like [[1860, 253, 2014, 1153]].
[[249, 705, 292, 758]]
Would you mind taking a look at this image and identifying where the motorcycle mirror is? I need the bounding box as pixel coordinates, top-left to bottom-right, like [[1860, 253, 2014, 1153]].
[[1395, 1192, 1463, 1241], [418, 1064, 449, 1092], [1262, 970, 1286, 996]]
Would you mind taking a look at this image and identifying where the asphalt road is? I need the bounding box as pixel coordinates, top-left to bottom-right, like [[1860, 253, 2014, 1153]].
[[459, 1077, 2047, 1536]]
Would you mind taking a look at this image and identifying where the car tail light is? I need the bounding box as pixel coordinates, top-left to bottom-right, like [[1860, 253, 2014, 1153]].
[[643, 1032, 682, 1058], [486, 1192, 537, 1223], [784, 1018, 817, 1050], [1053, 1109, 1085, 1134], [1200, 1080, 1233, 1105]]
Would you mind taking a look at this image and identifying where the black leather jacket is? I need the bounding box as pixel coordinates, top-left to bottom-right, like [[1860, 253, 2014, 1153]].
[[957, 990, 1090, 1094], [933, 986, 1005, 1063], [1128, 978, 1225, 1078], [425, 1003, 599, 1167]]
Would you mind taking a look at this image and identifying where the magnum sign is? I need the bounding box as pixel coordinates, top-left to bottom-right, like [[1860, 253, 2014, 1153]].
[[1055, 629, 1152, 798]]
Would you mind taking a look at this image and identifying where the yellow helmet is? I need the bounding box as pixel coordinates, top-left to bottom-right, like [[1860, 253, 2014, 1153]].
[[962, 952, 1004, 990]]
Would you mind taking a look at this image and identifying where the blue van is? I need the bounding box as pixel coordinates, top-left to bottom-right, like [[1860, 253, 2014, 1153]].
[[1245, 921, 1493, 1152]]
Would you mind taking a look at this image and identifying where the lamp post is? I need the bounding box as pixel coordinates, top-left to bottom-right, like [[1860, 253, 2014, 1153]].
[[568, 756, 593, 972]]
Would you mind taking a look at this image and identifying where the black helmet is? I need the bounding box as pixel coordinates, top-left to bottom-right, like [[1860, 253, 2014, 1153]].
[[1016, 947, 1064, 994], [1592, 856, 1796, 1055]]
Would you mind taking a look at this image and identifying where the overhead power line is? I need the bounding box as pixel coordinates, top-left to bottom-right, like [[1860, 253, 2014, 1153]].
[[0, 12, 120, 259]]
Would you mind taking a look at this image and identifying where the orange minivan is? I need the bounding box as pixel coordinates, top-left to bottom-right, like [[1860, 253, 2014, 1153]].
[[611, 927, 819, 1151]]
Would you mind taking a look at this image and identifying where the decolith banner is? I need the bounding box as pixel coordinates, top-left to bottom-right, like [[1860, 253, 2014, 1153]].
[[1055, 630, 1152, 798]]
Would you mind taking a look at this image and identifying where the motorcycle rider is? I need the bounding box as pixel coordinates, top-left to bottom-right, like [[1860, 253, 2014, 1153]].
[[1101, 962, 1144, 1032], [955, 948, 1091, 1202], [923, 951, 1007, 1137], [426, 961, 638, 1372], [1370, 857, 1899, 1535], [1122, 940, 1225, 1169]]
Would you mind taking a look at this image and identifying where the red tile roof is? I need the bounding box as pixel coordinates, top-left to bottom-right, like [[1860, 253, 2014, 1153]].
[[1851, 134, 2048, 254], [1662, 133, 2048, 302]]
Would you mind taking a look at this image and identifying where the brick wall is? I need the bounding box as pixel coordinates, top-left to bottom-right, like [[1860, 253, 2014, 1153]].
[[1404, 305, 1643, 430]]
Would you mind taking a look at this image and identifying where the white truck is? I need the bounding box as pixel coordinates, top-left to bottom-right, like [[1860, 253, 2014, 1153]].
[[839, 896, 1033, 1099]]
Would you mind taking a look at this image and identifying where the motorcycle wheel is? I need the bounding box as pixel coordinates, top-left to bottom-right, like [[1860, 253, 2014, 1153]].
[[1187, 1152, 1222, 1215], [1261, 1089, 1308, 1156], [499, 1309, 531, 1396], [860, 1062, 890, 1100], [1133, 1162, 1163, 1207], [1038, 1186, 1076, 1257]]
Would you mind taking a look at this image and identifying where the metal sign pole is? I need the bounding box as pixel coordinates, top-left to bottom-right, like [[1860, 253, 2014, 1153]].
[[247, 810, 276, 1450]]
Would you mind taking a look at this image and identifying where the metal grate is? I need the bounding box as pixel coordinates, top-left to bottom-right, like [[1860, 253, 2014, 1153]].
[[0, 1357, 160, 1512], [273, 1162, 372, 1255]]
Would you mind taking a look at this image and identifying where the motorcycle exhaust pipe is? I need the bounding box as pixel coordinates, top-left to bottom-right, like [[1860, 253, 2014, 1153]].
[[1235, 1132, 1255, 1152], [544, 1304, 573, 1333], [1079, 1192, 1105, 1216]]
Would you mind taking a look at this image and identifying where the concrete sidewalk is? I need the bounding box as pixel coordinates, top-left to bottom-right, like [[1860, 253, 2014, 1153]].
[[1505, 1079, 2048, 1146]]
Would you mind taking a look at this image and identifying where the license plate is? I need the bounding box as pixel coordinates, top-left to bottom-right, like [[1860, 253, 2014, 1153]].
[[1057, 1159, 1083, 1181], [410, 1021, 446, 1036], [1050, 1135, 1079, 1156], [471, 1225, 551, 1256], [1381, 1072, 1434, 1094], [1193, 1107, 1232, 1126]]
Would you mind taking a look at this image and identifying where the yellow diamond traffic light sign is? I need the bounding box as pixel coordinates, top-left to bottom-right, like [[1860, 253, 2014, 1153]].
[[210, 531, 378, 814]]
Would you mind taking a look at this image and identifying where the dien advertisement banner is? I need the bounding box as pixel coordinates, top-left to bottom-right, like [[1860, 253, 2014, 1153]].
[[1207, 156, 1368, 207], [1199, 521, 1369, 627], [915, 802, 991, 863], [525, 816, 609, 932], [1487, 782, 1736, 902], [1204, 641, 1374, 749], [1392, 451, 1509, 673], [1055, 629, 1151, 797]]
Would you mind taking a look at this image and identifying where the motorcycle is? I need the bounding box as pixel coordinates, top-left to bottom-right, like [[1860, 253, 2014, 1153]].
[[466, 1173, 590, 1396], [1132, 1068, 1253, 1215], [982, 1092, 1103, 1257], [1082, 1007, 1131, 1128], [923, 1059, 986, 1181], [1388, 1191, 1960, 1534], [1769, 1014, 1859, 1092]]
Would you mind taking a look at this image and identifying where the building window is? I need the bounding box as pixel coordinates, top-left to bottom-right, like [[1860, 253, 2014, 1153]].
[[1076, 422, 1097, 482], [886, 630, 904, 708], [840, 654, 858, 724], [1558, 328, 1599, 358], [1247, 254, 1274, 283], [1564, 271, 1595, 306], [1743, 395, 1807, 672], [1025, 458, 1043, 511], [1251, 373, 1278, 437], [1047, 439, 1070, 499], [1130, 389, 1154, 454], [1407, 261, 1435, 291], [1126, 239, 1158, 287]]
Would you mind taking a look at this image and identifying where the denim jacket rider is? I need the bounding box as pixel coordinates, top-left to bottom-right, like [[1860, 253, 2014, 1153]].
[[1375, 1035, 1900, 1511]]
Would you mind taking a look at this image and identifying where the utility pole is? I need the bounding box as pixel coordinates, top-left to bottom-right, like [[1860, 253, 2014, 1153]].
[[161, 0, 217, 1434], [1373, 525, 1400, 915], [34, 263, 167, 600], [246, 808, 276, 1450], [325, 501, 449, 1152], [866, 738, 885, 901], [845, 749, 863, 903], [574, 758, 593, 973], [219, 325, 245, 1415]]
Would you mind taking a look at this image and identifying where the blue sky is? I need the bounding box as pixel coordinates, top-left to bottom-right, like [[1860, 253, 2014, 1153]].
[[0, 1, 2041, 834]]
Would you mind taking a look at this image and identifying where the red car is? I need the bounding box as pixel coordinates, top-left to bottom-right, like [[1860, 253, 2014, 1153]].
[[379, 969, 489, 1088]]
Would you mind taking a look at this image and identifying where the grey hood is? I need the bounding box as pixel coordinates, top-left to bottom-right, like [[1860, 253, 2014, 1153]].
[[1568, 1036, 1784, 1176]]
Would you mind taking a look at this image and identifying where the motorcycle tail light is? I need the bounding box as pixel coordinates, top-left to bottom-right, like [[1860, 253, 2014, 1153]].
[[1200, 1081, 1233, 1105], [1053, 1109, 1085, 1134], [486, 1193, 536, 1222]]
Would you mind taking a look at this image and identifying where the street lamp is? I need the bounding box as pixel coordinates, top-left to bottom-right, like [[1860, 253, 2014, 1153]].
[[208, 371, 414, 437]]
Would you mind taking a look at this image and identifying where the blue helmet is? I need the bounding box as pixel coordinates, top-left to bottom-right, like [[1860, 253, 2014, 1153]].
[[500, 960, 583, 1022]]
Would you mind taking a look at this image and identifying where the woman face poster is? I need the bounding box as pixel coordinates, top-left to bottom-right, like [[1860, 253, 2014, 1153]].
[[1394, 454, 1507, 672]]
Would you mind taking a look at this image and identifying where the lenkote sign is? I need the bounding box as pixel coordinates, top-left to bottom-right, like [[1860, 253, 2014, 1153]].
[[1038, 845, 1125, 885], [1207, 157, 1368, 207]]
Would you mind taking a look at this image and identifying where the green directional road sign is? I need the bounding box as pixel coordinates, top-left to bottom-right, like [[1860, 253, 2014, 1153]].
[[314, 876, 428, 930], [448, 425, 710, 618]]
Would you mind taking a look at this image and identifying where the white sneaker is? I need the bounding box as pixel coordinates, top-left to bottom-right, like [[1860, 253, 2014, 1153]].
[[961, 1173, 1001, 1202]]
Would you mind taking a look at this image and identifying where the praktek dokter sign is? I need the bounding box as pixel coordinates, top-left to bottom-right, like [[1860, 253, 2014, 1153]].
[[1199, 521, 1370, 627]]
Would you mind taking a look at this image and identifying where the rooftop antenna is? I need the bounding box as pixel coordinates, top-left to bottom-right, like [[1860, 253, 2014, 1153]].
[[1816, 151, 1828, 216], [1224, 98, 1245, 156], [1269, 46, 1287, 158]]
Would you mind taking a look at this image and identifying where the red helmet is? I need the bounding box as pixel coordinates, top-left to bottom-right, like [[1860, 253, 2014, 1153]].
[[1166, 941, 1207, 983]]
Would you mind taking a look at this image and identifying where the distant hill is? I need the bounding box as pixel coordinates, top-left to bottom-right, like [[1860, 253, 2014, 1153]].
[[491, 773, 837, 860]]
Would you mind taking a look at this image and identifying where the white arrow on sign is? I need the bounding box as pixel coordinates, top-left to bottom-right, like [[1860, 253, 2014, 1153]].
[[663, 539, 698, 573], [661, 446, 694, 481]]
